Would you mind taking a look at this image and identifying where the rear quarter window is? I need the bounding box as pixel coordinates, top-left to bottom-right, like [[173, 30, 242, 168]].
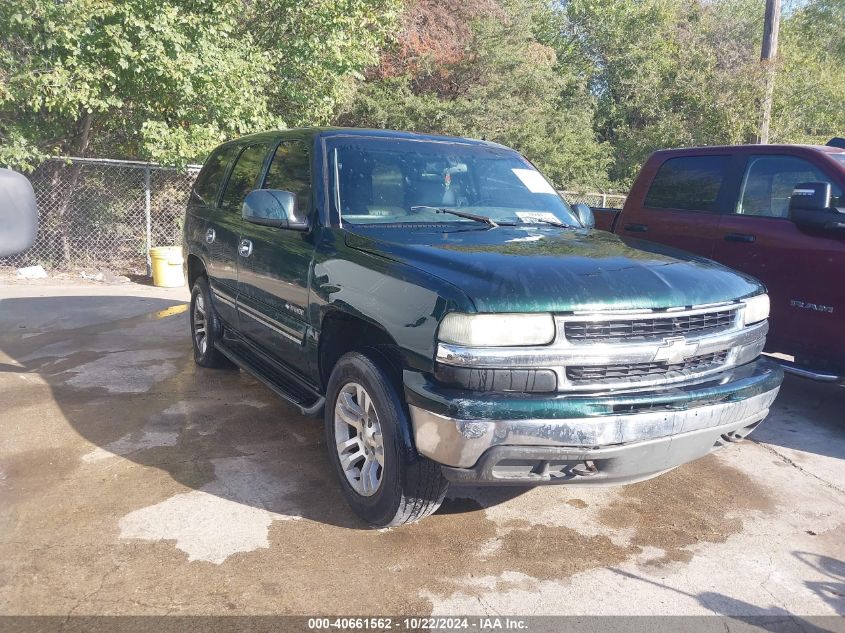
[[644, 155, 731, 212], [192, 145, 237, 206]]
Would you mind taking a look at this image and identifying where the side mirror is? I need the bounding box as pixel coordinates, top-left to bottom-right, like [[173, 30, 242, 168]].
[[572, 202, 595, 229], [0, 168, 38, 257], [789, 181, 831, 211], [242, 189, 309, 231], [788, 182, 845, 232]]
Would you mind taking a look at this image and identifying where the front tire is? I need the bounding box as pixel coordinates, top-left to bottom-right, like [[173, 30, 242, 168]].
[[325, 352, 449, 527], [190, 276, 234, 369]]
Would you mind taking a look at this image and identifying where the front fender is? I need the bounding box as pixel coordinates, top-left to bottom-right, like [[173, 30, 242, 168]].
[[311, 237, 474, 374]]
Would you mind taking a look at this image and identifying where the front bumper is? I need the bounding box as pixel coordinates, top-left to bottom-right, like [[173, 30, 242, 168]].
[[405, 358, 783, 485]]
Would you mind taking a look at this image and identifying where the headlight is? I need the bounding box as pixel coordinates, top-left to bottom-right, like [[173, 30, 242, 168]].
[[437, 312, 556, 347], [742, 294, 770, 326]]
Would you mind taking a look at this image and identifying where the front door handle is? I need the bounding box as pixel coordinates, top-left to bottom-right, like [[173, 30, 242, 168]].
[[238, 239, 253, 258], [724, 232, 756, 243], [205, 228, 216, 244], [624, 223, 648, 233]]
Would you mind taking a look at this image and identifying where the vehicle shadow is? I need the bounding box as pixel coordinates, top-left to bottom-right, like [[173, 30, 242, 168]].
[[0, 294, 523, 533], [751, 374, 845, 461], [794, 551, 845, 615], [610, 567, 843, 628]]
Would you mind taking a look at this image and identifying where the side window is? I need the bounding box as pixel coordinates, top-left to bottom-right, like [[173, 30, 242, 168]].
[[737, 155, 844, 218], [220, 143, 270, 211], [192, 145, 237, 206], [263, 141, 311, 217], [644, 156, 731, 212]]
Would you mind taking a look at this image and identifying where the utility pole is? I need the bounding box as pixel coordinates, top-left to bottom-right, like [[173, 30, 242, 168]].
[[758, 0, 781, 144]]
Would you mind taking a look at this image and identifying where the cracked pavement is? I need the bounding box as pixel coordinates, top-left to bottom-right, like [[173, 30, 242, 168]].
[[1, 281, 844, 617]]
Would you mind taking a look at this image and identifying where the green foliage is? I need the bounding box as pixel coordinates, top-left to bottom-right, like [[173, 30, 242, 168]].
[[344, 0, 843, 189], [341, 0, 612, 189], [0, 0, 398, 168], [555, 0, 845, 186], [242, 0, 400, 126], [558, 0, 763, 185], [1, 0, 843, 190], [774, 0, 845, 143], [0, 0, 278, 166]]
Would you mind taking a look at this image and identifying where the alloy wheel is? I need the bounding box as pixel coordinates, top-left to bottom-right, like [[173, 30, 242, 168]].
[[193, 294, 207, 355], [333, 382, 384, 497]]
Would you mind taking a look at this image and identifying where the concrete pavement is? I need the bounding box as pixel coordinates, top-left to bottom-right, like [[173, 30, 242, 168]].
[[1, 282, 843, 617]]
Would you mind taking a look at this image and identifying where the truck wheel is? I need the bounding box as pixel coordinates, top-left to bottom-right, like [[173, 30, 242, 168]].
[[190, 276, 234, 369], [325, 352, 449, 527]]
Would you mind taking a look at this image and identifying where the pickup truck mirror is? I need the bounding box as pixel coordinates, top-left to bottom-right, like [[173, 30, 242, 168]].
[[788, 182, 845, 232], [0, 168, 38, 257], [572, 203, 595, 229], [242, 189, 309, 231]]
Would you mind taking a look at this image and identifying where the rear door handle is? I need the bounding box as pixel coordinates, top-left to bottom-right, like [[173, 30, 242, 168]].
[[724, 233, 756, 243], [238, 239, 253, 258], [623, 223, 648, 233], [205, 228, 216, 244]]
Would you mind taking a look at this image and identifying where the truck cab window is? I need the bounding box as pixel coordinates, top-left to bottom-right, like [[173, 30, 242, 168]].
[[737, 155, 843, 218], [263, 141, 311, 217], [192, 145, 237, 206], [220, 143, 269, 211], [644, 156, 730, 212]]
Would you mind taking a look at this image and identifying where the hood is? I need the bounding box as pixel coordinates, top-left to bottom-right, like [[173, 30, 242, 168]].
[[345, 225, 763, 313]]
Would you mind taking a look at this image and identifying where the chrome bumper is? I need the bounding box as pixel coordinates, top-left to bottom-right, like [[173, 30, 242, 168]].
[[409, 387, 779, 483]]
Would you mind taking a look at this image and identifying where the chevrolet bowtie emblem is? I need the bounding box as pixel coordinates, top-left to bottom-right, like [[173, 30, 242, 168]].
[[653, 337, 699, 364]]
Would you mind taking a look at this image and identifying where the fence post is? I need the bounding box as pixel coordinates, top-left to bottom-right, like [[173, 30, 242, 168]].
[[144, 166, 152, 277], [601, 192, 607, 208]]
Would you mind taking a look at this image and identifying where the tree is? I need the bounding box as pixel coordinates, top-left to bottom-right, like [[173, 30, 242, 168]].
[[240, 0, 400, 128], [0, 0, 399, 168], [558, 0, 765, 185], [0, 0, 280, 263], [553, 0, 845, 186], [0, 0, 280, 168], [773, 0, 845, 143], [340, 0, 611, 189]]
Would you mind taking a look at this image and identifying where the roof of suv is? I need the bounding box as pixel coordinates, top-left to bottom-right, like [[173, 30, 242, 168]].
[[219, 127, 509, 149]]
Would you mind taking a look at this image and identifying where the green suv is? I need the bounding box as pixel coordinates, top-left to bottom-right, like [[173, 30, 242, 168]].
[[183, 128, 783, 526]]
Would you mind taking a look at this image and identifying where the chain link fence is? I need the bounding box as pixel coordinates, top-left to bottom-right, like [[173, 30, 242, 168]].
[[559, 190, 627, 209], [1, 156, 627, 276], [1, 157, 200, 275]]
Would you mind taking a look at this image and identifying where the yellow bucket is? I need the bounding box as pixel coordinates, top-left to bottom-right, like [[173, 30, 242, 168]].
[[150, 246, 185, 288]]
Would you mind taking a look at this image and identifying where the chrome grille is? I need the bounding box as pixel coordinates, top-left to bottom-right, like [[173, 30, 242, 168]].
[[566, 351, 729, 384], [564, 309, 736, 342], [436, 303, 766, 393]]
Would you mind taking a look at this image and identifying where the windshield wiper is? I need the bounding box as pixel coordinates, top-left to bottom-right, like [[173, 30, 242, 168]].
[[534, 218, 577, 229], [410, 206, 499, 228]]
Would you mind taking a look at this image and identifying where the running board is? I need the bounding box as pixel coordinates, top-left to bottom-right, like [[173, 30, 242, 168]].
[[766, 355, 844, 383], [215, 341, 325, 416]]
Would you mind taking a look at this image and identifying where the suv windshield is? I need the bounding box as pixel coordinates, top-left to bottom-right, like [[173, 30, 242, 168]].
[[331, 137, 579, 227]]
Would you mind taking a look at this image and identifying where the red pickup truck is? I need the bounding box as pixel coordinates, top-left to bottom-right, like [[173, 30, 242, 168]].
[[592, 140, 845, 382]]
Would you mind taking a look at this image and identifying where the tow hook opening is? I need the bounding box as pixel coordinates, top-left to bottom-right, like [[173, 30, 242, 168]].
[[714, 420, 762, 448], [572, 460, 598, 477], [494, 458, 601, 481]]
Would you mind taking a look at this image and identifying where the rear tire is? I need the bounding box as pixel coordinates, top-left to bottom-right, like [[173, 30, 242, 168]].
[[325, 352, 449, 527], [190, 276, 234, 369]]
